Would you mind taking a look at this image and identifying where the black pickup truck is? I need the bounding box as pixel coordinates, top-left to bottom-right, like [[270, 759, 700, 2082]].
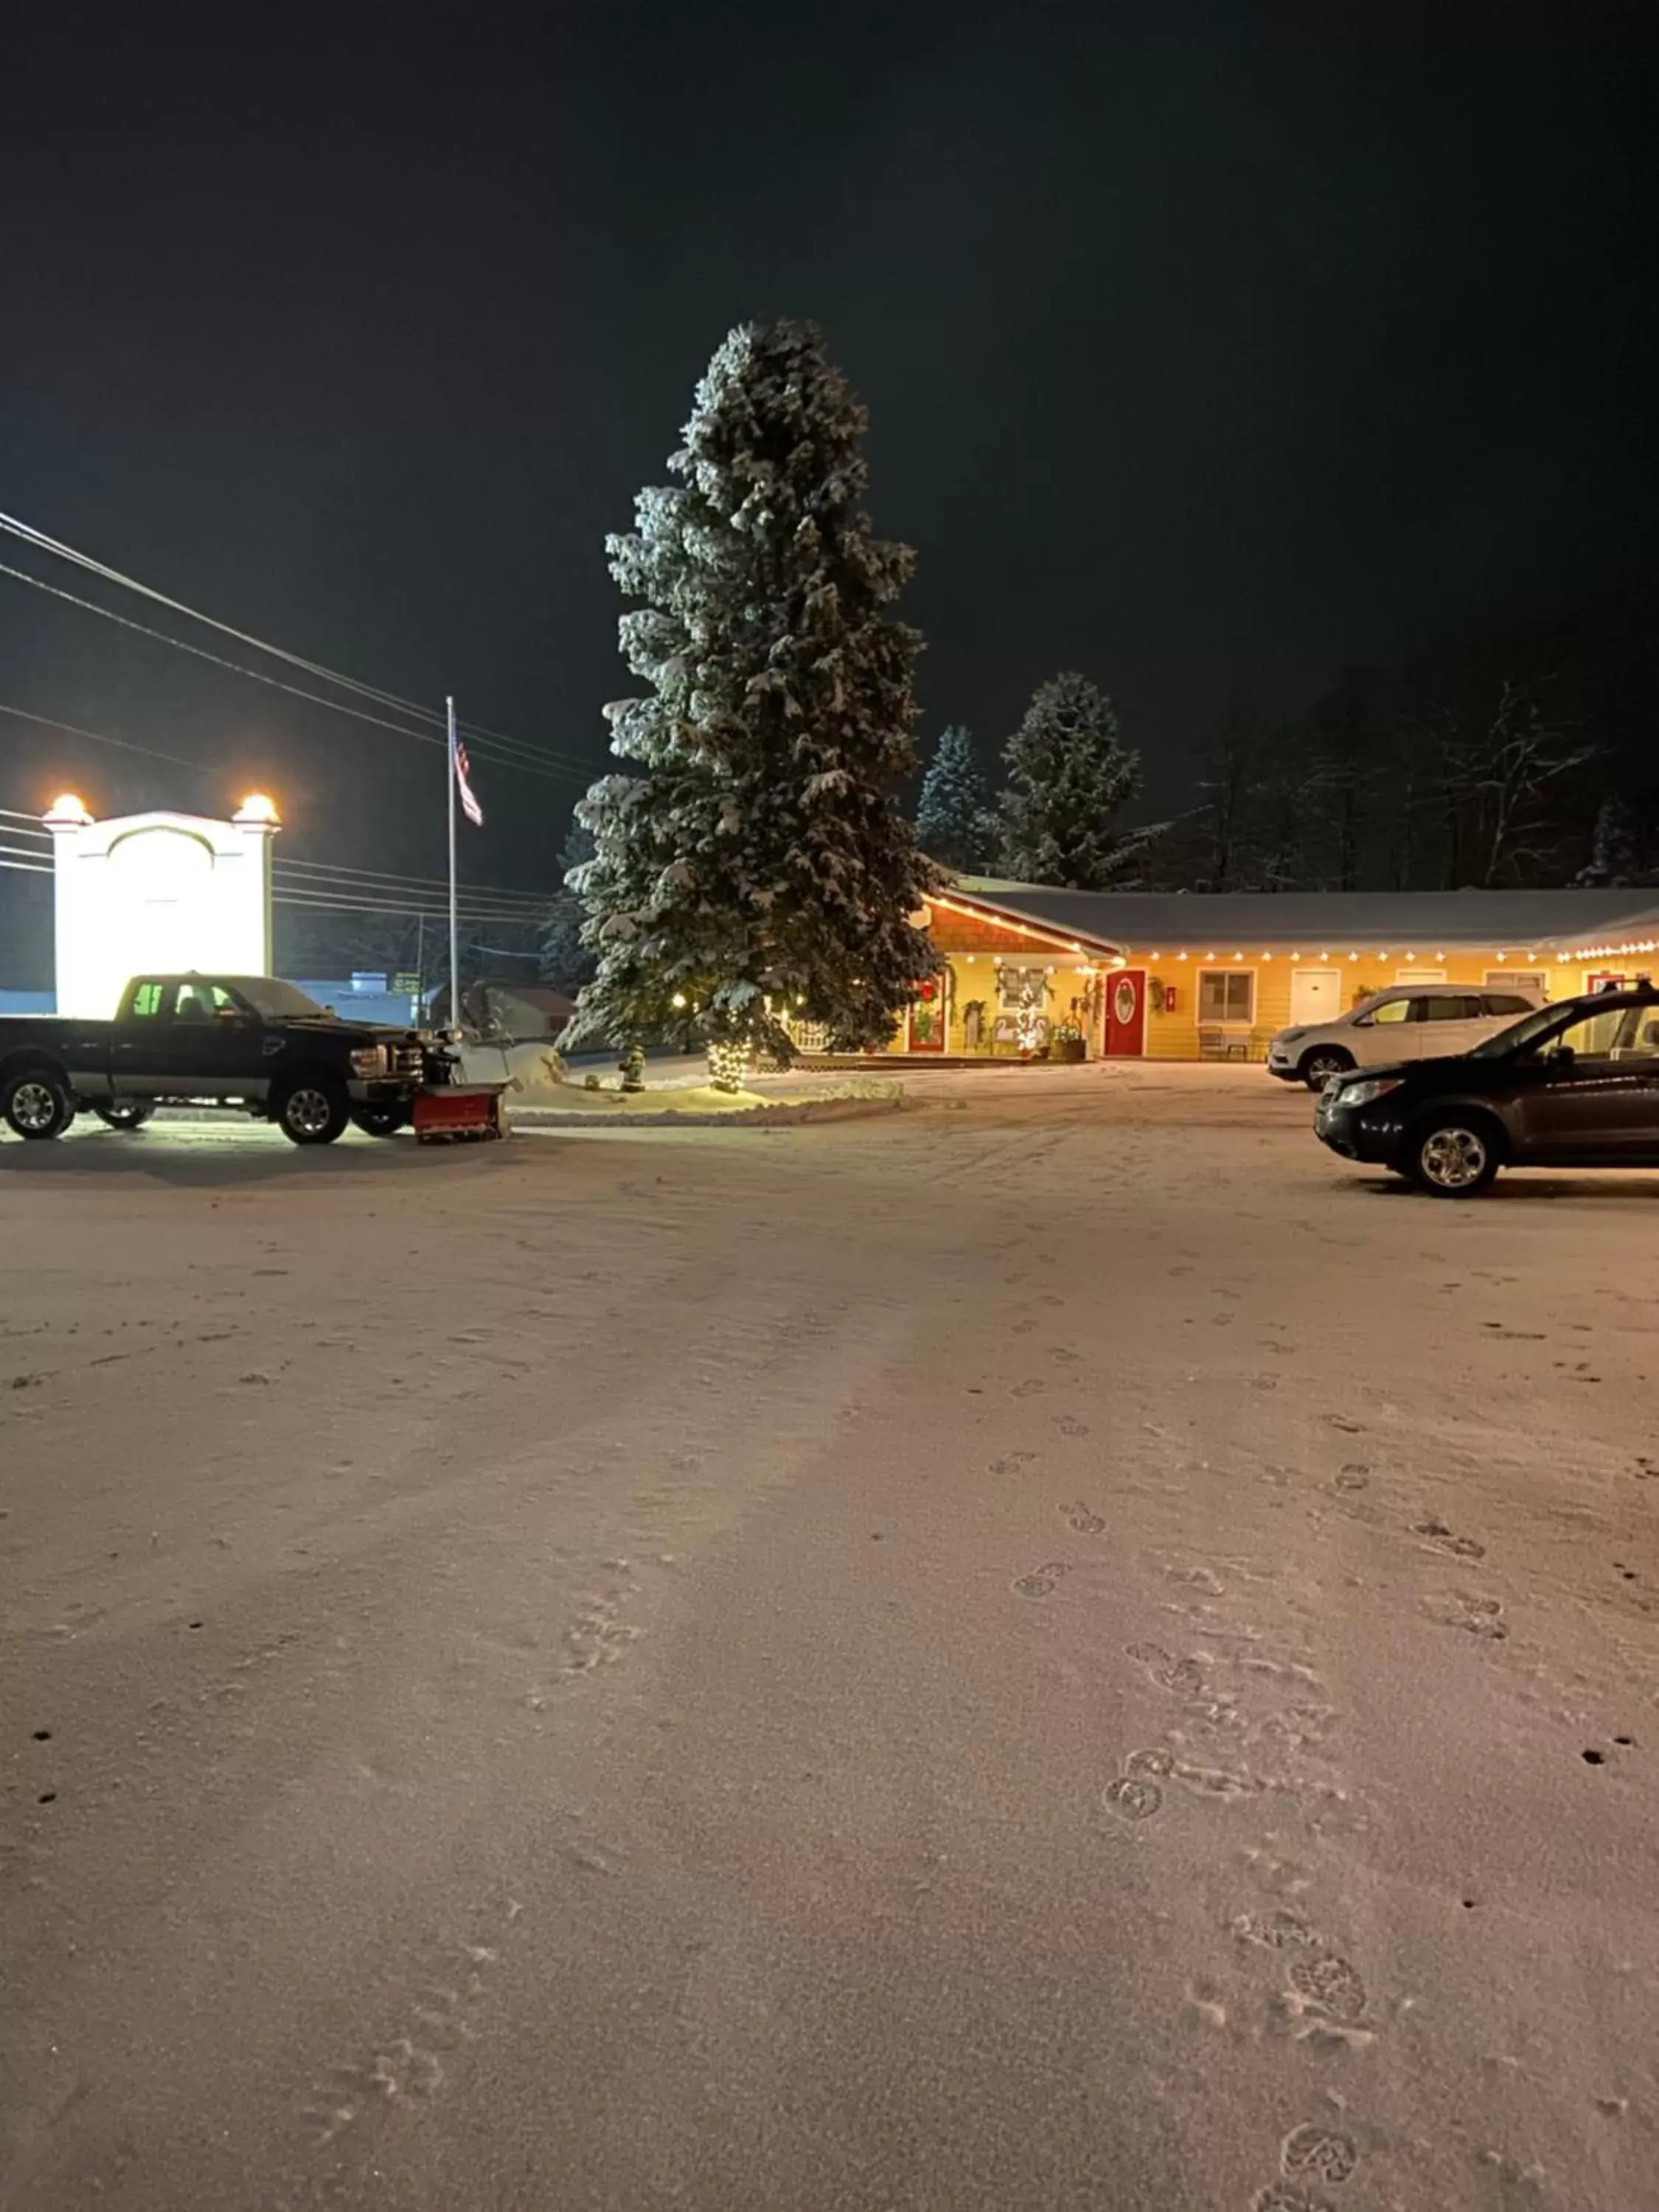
[[0, 974, 457, 1145]]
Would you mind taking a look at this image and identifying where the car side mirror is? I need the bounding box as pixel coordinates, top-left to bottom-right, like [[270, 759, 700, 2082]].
[[1545, 1043, 1575, 1065]]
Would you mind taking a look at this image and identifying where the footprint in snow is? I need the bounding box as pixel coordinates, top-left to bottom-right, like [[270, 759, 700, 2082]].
[[1012, 1562, 1070, 1600], [1281, 2124, 1358, 2185], [1412, 1516, 1486, 1559]]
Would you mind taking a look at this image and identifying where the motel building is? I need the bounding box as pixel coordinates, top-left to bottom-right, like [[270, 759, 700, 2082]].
[[838, 882, 1659, 1064]]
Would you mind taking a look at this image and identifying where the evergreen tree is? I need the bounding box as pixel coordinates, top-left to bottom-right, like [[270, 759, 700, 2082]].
[[1575, 793, 1640, 886], [566, 320, 939, 1078], [916, 724, 988, 871], [993, 671, 1159, 889], [539, 820, 597, 994]]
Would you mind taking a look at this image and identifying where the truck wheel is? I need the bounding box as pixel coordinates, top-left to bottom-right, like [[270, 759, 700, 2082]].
[[1409, 1115, 1501, 1198], [276, 1077, 349, 1147], [3, 1067, 74, 1141], [350, 1105, 408, 1138], [94, 1100, 155, 1131]]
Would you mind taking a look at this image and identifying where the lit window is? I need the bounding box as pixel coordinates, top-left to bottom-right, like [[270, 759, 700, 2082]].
[[1197, 969, 1253, 1023]]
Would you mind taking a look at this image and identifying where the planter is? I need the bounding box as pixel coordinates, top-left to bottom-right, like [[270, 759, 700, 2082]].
[[1047, 1037, 1086, 1063]]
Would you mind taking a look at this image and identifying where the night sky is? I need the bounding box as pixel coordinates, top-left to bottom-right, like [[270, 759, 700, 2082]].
[[4, 5, 1658, 952]]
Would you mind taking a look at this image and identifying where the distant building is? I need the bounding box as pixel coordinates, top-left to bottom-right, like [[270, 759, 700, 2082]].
[[826, 883, 1659, 1062], [428, 979, 576, 1043]]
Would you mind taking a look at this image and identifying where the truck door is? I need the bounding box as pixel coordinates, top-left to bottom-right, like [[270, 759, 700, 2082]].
[[108, 980, 173, 1097], [112, 981, 262, 1099]]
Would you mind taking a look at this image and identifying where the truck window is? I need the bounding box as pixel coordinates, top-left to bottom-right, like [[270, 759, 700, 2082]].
[[128, 982, 166, 1018], [171, 981, 238, 1023]]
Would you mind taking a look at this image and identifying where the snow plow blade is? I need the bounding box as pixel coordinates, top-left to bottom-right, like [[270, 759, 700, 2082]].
[[413, 1085, 509, 1143]]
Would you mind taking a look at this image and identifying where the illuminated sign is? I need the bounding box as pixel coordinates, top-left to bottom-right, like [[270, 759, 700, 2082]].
[[44, 804, 279, 1018]]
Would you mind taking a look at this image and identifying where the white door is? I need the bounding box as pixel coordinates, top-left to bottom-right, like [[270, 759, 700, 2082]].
[[1290, 967, 1342, 1026]]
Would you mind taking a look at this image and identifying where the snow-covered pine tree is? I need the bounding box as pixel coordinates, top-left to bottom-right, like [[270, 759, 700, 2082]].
[[993, 671, 1159, 888], [566, 320, 939, 1083], [539, 821, 597, 994], [1575, 793, 1640, 887], [916, 724, 988, 872]]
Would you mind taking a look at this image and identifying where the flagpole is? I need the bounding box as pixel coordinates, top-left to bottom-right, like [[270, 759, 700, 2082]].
[[446, 694, 459, 1030]]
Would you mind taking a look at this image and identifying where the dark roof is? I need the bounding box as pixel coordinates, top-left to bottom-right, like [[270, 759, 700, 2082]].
[[950, 883, 1659, 955]]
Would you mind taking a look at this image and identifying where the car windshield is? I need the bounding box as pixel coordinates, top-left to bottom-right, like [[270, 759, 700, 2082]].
[[232, 978, 331, 1020], [1469, 998, 1626, 1060]]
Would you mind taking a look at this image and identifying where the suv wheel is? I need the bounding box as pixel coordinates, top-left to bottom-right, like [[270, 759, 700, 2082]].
[[3, 1067, 74, 1140], [1411, 1116, 1500, 1198], [1299, 1048, 1353, 1091], [276, 1077, 349, 1147]]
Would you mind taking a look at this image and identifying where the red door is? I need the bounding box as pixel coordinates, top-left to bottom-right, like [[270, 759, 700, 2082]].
[[907, 978, 946, 1052], [1104, 968, 1147, 1057]]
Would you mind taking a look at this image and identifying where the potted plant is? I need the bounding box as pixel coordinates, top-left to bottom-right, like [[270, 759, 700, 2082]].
[[1048, 1019, 1086, 1064]]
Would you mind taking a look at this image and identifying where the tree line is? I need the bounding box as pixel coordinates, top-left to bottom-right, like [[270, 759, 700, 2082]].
[[538, 314, 1654, 1075]]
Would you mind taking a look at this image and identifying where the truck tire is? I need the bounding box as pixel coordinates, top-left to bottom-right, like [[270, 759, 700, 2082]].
[[2, 1065, 75, 1141], [350, 1105, 408, 1138], [275, 1074, 349, 1147], [94, 1100, 156, 1131]]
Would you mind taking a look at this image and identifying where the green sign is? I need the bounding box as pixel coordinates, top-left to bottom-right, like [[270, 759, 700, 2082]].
[[393, 973, 421, 992]]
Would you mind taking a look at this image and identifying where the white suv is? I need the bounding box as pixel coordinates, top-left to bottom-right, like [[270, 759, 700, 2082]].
[[1267, 983, 1543, 1090]]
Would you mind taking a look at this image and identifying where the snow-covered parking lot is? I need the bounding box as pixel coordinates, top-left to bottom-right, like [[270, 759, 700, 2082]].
[[4, 1062, 1656, 2211]]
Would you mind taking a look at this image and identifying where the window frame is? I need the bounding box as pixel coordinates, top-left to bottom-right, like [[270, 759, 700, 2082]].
[[1197, 967, 1255, 1026]]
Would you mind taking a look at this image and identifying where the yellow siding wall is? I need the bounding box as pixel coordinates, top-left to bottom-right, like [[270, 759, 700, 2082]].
[[1138, 951, 1579, 1060], [883, 953, 1100, 1054], [886, 930, 1613, 1060]]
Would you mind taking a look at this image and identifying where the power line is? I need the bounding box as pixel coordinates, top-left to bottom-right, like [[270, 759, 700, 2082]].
[[0, 510, 597, 778], [274, 855, 554, 905], [272, 889, 545, 925], [0, 697, 218, 776], [0, 560, 585, 786]]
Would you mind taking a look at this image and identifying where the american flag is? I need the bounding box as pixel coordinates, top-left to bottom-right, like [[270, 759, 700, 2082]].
[[452, 726, 484, 827]]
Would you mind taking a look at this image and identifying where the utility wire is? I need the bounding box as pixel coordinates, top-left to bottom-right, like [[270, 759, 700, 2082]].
[[0, 697, 218, 776], [0, 510, 596, 777], [0, 560, 584, 785], [274, 855, 554, 904]]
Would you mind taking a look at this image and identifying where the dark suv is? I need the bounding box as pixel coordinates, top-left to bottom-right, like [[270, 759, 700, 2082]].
[[1315, 982, 1659, 1196]]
